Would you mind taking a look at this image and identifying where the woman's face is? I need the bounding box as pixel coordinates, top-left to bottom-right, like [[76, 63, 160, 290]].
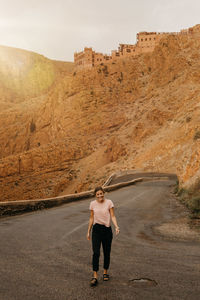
[[96, 190, 105, 202]]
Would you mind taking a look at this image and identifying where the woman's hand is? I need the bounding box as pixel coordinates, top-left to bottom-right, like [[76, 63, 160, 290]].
[[87, 210, 94, 240], [110, 208, 120, 235], [87, 232, 91, 240], [115, 227, 120, 235]]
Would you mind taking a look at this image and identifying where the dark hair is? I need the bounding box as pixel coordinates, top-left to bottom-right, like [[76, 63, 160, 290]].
[[94, 186, 105, 195]]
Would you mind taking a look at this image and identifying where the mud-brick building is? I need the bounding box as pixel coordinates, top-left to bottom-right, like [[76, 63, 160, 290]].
[[74, 47, 112, 71], [111, 44, 138, 59], [74, 47, 94, 70], [74, 25, 200, 71], [136, 32, 167, 53], [74, 32, 167, 70], [110, 32, 166, 59]]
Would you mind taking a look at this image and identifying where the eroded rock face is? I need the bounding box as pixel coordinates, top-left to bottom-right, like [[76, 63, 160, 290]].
[[105, 137, 127, 163], [1, 28, 200, 201]]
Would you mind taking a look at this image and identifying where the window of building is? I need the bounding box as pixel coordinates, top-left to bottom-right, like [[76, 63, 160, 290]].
[[126, 49, 131, 53], [149, 38, 151, 41], [141, 38, 143, 41], [145, 38, 147, 41]]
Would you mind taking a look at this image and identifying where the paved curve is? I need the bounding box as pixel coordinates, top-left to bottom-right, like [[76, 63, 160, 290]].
[[0, 179, 200, 300], [109, 172, 178, 185]]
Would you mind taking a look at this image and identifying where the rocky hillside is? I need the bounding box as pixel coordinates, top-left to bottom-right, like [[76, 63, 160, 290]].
[[1, 28, 200, 202]]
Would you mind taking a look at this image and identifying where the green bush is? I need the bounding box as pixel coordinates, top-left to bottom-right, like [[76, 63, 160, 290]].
[[186, 116, 191, 123], [173, 182, 179, 194], [30, 120, 36, 133], [193, 131, 200, 140], [188, 197, 200, 213], [177, 187, 188, 197], [176, 177, 200, 218]]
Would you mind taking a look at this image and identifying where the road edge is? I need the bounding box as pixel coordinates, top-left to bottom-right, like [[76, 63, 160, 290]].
[[0, 177, 143, 217]]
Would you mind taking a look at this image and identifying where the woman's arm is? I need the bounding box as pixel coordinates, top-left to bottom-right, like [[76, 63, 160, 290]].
[[87, 210, 94, 240], [110, 207, 120, 235]]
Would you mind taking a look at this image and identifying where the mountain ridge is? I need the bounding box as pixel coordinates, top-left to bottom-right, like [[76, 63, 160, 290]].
[[0, 31, 200, 201]]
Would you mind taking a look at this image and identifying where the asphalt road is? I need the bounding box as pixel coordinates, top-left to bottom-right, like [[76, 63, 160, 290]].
[[0, 179, 200, 300]]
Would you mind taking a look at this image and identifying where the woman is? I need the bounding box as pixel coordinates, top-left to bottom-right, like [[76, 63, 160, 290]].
[[87, 186, 120, 287]]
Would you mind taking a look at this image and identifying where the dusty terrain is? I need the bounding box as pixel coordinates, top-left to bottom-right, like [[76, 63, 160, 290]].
[[1, 25, 200, 201]]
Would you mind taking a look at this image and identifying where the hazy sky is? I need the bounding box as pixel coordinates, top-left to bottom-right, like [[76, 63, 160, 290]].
[[0, 0, 199, 62]]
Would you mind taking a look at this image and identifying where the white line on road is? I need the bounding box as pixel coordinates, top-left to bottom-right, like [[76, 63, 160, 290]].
[[62, 221, 89, 238], [118, 190, 152, 207]]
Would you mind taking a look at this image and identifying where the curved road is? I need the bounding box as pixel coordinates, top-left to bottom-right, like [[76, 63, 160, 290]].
[[0, 179, 200, 300]]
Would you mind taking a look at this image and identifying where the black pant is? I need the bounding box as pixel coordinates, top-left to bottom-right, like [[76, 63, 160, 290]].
[[92, 223, 113, 272]]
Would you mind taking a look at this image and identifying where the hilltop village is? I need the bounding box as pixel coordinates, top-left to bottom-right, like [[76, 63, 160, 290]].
[[74, 24, 200, 70]]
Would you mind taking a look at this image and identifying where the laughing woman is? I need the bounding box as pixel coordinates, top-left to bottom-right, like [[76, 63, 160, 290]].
[[87, 186, 120, 287]]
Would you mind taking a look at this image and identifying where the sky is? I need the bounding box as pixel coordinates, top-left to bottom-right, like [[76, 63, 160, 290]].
[[0, 0, 200, 62]]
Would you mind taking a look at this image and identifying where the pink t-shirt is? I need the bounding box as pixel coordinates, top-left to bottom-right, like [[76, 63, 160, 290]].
[[89, 199, 114, 227]]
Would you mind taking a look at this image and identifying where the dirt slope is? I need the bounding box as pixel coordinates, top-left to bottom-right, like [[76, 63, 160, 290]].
[[1, 27, 200, 201]]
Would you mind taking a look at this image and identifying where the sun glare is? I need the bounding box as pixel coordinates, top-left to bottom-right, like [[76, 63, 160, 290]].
[[0, 46, 28, 75]]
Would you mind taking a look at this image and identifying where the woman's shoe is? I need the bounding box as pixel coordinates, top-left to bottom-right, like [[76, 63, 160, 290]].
[[90, 277, 98, 287], [103, 274, 110, 281]]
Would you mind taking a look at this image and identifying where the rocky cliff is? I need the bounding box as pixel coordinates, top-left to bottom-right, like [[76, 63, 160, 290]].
[[1, 28, 200, 201]]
